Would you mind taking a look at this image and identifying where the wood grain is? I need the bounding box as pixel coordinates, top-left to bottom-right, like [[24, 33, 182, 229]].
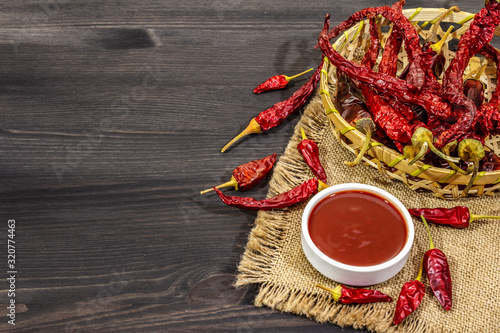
[[0, 0, 487, 331]]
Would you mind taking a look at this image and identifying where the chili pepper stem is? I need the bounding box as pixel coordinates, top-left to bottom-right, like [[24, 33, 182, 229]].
[[407, 141, 429, 165], [470, 214, 500, 222], [316, 284, 342, 302], [300, 127, 307, 140], [430, 25, 455, 53], [421, 216, 435, 250], [462, 156, 480, 197], [221, 118, 262, 153], [458, 139, 485, 197], [200, 177, 238, 195], [442, 141, 473, 175], [345, 129, 373, 167], [415, 258, 424, 282], [429, 143, 461, 164], [285, 68, 314, 82], [317, 180, 330, 192]]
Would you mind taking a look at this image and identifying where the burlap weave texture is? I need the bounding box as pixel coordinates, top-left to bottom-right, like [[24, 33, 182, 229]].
[[236, 96, 500, 333]]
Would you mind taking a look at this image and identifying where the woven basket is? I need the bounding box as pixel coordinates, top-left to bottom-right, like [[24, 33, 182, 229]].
[[320, 7, 500, 199]]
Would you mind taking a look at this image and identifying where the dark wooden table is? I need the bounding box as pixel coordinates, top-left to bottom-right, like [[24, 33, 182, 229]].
[[0, 1, 488, 331]]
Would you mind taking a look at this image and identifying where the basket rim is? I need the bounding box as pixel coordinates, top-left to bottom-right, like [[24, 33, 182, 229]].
[[320, 7, 500, 194]]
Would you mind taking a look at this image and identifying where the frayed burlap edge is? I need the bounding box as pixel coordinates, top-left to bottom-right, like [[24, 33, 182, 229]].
[[235, 95, 441, 333]]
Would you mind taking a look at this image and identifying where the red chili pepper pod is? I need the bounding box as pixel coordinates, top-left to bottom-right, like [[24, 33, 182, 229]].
[[408, 207, 470, 228], [437, 1, 500, 147], [378, 1, 403, 77], [318, 12, 454, 124], [463, 79, 485, 109], [393, 260, 425, 325], [234, 153, 277, 190], [221, 62, 323, 153], [421, 216, 452, 311], [297, 128, 327, 183], [393, 279, 425, 325], [200, 153, 277, 194], [317, 284, 392, 305], [424, 248, 452, 310], [253, 68, 314, 94], [360, 15, 380, 70], [214, 178, 329, 210], [409, 206, 500, 228]]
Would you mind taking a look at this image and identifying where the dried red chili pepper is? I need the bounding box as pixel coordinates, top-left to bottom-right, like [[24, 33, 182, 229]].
[[356, 15, 419, 152], [297, 128, 328, 183], [322, 3, 442, 94], [476, 101, 500, 137], [378, 1, 404, 77], [318, 14, 454, 126], [421, 216, 452, 311], [335, 72, 396, 157], [476, 43, 500, 136], [437, 0, 500, 148], [393, 25, 454, 128], [481, 150, 500, 171], [322, 5, 422, 63], [253, 68, 314, 94], [340, 15, 383, 162], [377, 2, 429, 129], [214, 178, 328, 210], [360, 15, 380, 70], [316, 284, 392, 305], [221, 62, 323, 152], [443, 2, 500, 102], [422, 7, 458, 79], [463, 79, 485, 109], [401, 8, 457, 90], [389, 26, 454, 129], [409, 206, 500, 229], [335, 72, 369, 123], [361, 84, 414, 146], [200, 153, 277, 194], [393, 260, 425, 325], [479, 43, 500, 107]]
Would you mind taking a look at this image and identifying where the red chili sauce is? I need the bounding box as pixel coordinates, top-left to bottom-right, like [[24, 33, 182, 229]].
[[308, 190, 407, 267]]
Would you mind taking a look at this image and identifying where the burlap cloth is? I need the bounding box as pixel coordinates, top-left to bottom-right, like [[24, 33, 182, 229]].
[[235, 95, 500, 332]]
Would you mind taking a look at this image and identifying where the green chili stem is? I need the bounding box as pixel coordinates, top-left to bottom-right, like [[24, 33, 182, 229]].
[[345, 129, 373, 167], [448, 160, 474, 175], [300, 127, 307, 140], [442, 141, 470, 174], [316, 284, 342, 302], [285, 68, 314, 82], [421, 215, 435, 250], [430, 25, 455, 53], [462, 156, 479, 197], [415, 258, 424, 282], [200, 176, 238, 194], [470, 214, 500, 223], [429, 143, 461, 164], [318, 180, 330, 192], [408, 142, 429, 165], [221, 118, 262, 153]]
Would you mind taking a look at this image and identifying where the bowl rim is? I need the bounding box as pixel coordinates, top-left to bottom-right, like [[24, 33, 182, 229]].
[[301, 183, 415, 273]]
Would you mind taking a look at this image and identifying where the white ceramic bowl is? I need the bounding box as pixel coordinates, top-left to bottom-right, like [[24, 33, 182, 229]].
[[301, 183, 414, 286]]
